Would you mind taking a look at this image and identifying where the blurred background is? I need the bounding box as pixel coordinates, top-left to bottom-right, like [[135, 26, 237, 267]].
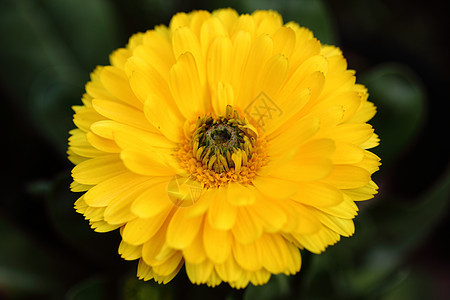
[[1, 0, 449, 299]]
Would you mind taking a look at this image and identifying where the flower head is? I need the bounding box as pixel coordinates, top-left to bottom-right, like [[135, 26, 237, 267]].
[[68, 8, 380, 288]]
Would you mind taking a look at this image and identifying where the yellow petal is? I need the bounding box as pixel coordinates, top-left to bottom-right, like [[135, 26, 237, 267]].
[[132, 39, 174, 82], [171, 26, 205, 82], [206, 36, 232, 89], [184, 188, 214, 218], [73, 107, 105, 132], [361, 132, 380, 149], [127, 56, 173, 105], [74, 195, 88, 214], [268, 116, 320, 156], [83, 206, 105, 222], [231, 207, 263, 244], [316, 194, 358, 218], [130, 178, 173, 218], [207, 189, 237, 230], [211, 82, 234, 116], [69, 131, 105, 158], [169, 12, 190, 31], [110, 48, 131, 69], [92, 99, 153, 132], [190, 11, 211, 38], [99, 66, 142, 109], [166, 208, 204, 249], [315, 210, 355, 237], [249, 269, 271, 286], [296, 138, 335, 159], [201, 17, 228, 58], [103, 181, 156, 225], [258, 233, 290, 274], [344, 180, 379, 201], [185, 260, 214, 284], [330, 142, 365, 164], [137, 259, 154, 281], [226, 182, 256, 206], [91, 220, 120, 233], [263, 88, 311, 136], [313, 91, 362, 123], [85, 68, 111, 101], [349, 100, 377, 123], [183, 223, 207, 264], [169, 52, 207, 120], [271, 157, 332, 182], [113, 127, 175, 152], [153, 263, 183, 284], [284, 241, 302, 275], [236, 34, 273, 109], [141, 226, 169, 265], [214, 255, 243, 282], [354, 150, 381, 174], [229, 272, 250, 289], [318, 123, 374, 146], [70, 181, 92, 193], [282, 55, 328, 99], [144, 94, 183, 143], [119, 240, 142, 261], [291, 182, 343, 207], [152, 252, 183, 276], [71, 155, 126, 185], [229, 30, 251, 98], [253, 10, 283, 36], [272, 26, 296, 58], [213, 8, 239, 34], [122, 208, 172, 246], [250, 195, 287, 232], [120, 148, 178, 177], [254, 53, 289, 99], [291, 227, 340, 254], [232, 15, 255, 37], [286, 203, 321, 235], [206, 269, 223, 287], [252, 176, 297, 200], [172, 26, 201, 60], [203, 221, 232, 263], [86, 131, 121, 153], [232, 240, 262, 271], [322, 165, 371, 189]]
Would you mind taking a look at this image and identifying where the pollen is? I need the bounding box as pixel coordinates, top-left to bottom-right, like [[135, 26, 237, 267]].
[[176, 106, 268, 189]]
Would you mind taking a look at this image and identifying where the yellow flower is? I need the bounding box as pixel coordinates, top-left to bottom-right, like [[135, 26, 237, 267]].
[[68, 8, 380, 288]]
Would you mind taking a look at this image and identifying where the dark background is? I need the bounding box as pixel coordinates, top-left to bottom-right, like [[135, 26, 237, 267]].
[[1, 0, 449, 299]]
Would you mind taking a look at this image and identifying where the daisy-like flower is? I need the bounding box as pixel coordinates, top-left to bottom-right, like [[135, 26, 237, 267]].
[[68, 8, 380, 288]]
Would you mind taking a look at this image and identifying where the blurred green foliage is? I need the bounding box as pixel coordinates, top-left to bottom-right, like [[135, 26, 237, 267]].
[[1, 0, 449, 299]]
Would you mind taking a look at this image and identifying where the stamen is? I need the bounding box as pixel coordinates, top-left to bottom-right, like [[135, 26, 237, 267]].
[[176, 106, 268, 189]]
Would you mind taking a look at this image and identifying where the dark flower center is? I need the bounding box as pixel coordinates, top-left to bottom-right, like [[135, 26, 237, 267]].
[[192, 106, 258, 173]]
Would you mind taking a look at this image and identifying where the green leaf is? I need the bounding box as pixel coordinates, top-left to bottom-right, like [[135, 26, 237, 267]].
[[301, 164, 450, 298], [360, 63, 426, 165], [66, 276, 111, 300], [0, 214, 76, 298], [121, 275, 174, 300], [39, 0, 122, 70], [381, 268, 434, 300], [45, 172, 121, 264], [244, 274, 291, 300], [0, 0, 121, 154]]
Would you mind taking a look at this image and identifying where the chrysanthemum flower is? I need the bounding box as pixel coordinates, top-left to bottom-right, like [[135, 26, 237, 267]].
[[68, 8, 380, 288]]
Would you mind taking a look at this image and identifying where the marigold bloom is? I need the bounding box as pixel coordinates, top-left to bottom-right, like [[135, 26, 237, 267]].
[[68, 8, 380, 288]]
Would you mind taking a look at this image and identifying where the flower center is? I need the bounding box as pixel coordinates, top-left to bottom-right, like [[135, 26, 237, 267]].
[[176, 106, 268, 189], [192, 106, 258, 174], [207, 125, 234, 145]]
